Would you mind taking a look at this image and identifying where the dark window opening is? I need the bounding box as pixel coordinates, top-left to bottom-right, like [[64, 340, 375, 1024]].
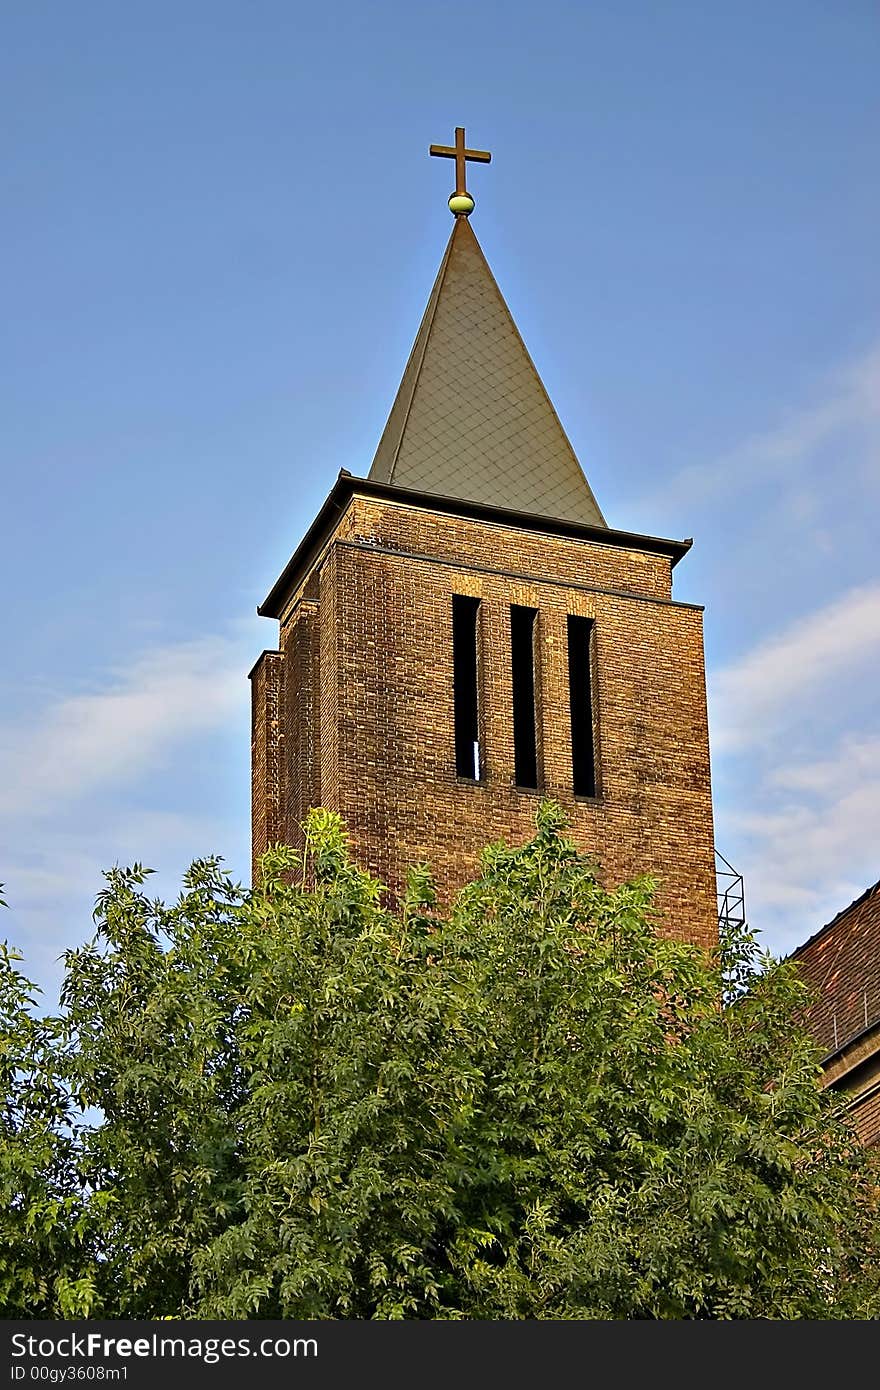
[[511, 605, 539, 789], [453, 595, 481, 779], [567, 615, 596, 797]]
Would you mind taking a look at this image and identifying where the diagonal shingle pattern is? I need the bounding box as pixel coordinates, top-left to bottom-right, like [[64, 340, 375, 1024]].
[[369, 217, 605, 528]]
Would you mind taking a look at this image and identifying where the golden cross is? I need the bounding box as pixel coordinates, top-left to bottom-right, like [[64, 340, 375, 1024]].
[[429, 126, 491, 198]]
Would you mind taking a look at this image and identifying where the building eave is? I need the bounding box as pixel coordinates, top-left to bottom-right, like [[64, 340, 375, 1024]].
[[818, 1016, 880, 1084], [257, 472, 693, 620]]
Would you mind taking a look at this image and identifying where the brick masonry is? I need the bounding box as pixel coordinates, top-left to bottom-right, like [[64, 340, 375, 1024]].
[[249, 648, 283, 859], [791, 879, 880, 1145], [251, 489, 718, 951]]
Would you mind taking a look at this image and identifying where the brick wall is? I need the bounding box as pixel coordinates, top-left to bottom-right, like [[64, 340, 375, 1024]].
[[792, 881, 880, 1146], [249, 649, 283, 875], [281, 600, 321, 846], [256, 491, 717, 950]]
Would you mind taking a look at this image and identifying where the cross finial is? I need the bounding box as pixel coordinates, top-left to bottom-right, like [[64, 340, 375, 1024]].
[[429, 126, 491, 217]]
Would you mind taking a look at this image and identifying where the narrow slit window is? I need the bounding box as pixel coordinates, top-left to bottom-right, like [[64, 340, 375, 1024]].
[[567, 615, 596, 797], [510, 605, 538, 789], [452, 595, 481, 779]]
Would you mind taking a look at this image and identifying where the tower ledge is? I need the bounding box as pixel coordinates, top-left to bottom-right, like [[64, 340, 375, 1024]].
[[258, 471, 692, 620]]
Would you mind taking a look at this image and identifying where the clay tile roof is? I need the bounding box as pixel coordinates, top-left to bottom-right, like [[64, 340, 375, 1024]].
[[791, 878, 880, 1056], [368, 216, 606, 528]]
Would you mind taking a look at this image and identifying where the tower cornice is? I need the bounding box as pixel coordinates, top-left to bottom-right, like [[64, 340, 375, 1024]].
[[257, 471, 692, 619]]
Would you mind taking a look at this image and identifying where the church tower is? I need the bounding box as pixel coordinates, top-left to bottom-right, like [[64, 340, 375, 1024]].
[[250, 129, 717, 950]]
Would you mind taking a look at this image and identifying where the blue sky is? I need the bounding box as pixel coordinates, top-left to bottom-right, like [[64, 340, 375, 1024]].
[[2, 1, 878, 1001]]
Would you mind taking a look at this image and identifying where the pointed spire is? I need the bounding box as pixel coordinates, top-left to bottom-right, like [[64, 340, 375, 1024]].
[[368, 217, 605, 527]]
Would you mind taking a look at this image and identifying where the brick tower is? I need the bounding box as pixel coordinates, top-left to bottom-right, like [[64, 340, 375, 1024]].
[[250, 131, 717, 950]]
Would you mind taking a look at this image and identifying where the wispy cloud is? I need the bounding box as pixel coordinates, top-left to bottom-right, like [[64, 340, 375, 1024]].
[[769, 735, 880, 794], [0, 635, 249, 818], [1, 807, 246, 1003], [0, 634, 255, 1002], [710, 585, 880, 953], [724, 734, 880, 952], [709, 582, 880, 753], [643, 341, 880, 516], [728, 343, 880, 472]]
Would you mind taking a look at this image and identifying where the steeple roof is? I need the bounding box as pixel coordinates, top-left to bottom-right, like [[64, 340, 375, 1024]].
[[368, 216, 605, 528]]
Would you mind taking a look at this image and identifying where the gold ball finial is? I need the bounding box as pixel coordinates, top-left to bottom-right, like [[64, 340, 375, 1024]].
[[430, 128, 491, 216], [448, 191, 475, 216]]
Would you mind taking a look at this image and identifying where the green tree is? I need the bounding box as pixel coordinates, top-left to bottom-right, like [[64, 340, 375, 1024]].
[[1, 812, 878, 1319], [0, 928, 95, 1317]]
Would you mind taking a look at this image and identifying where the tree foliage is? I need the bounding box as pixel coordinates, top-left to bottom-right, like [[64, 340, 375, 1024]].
[[1, 811, 878, 1319]]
